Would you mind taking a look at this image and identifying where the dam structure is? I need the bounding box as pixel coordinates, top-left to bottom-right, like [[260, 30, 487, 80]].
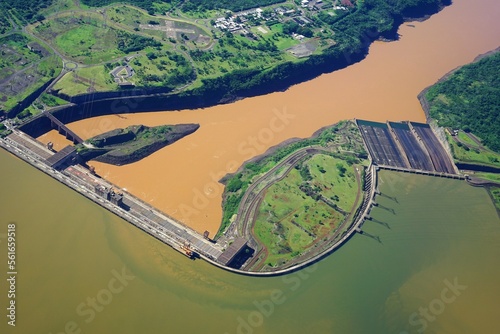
[[0, 126, 252, 272], [1, 116, 465, 275], [356, 120, 462, 178]]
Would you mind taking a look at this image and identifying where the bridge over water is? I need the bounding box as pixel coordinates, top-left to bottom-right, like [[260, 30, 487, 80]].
[[43, 111, 83, 144]]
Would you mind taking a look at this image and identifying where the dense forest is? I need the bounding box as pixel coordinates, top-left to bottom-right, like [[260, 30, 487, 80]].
[[426, 52, 500, 152], [81, 0, 170, 13], [0, 0, 52, 23], [80, 0, 285, 13], [181, 0, 285, 12]]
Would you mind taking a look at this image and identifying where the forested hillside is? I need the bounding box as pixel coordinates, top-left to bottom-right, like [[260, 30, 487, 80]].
[[426, 52, 500, 152], [80, 0, 285, 13], [181, 0, 285, 12], [0, 0, 52, 23]]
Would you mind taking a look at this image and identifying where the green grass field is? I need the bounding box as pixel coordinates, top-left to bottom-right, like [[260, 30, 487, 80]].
[[189, 31, 288, 79], [473, 173, 500, 183], [447, 133, 500, 168], [488, 188, 500, 212], [253, 154, 360, 267], [52, 71, 93, 96], [306, 155, 358, 212], [54, 24, 125, 64], [457, 130, 480, 148]]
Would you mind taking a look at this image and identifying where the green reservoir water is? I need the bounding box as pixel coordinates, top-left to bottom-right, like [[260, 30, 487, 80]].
[[1, 150, 500, 334]]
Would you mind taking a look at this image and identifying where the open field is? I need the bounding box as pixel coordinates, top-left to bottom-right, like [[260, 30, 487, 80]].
[[447, 133, 500, 168], [40, 92, 68, 107], [52, 71, 93, 96], [108, 5, 211, 44], [52, 64, 119, 96], [253, 154, 360, 267], [130, 51, 195, 88], [473, 173, 500, 183], [188, 32, 291, 79], [33, 15, 161, 65], [457, 130, 480, 148], [306, 155, 358, 212]]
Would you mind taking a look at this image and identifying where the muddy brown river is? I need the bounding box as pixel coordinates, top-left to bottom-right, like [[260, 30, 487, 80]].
[[38, 0, 500, 236]]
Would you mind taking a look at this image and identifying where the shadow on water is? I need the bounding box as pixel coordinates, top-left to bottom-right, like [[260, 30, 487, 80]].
[[376, 203, 396, 215], [379, 192, 399, 203], [358, 230, 382, 244], [368, 217, 391, 229]]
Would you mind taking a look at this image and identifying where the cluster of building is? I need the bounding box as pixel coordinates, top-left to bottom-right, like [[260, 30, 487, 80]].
[[213, 8, 270, 33], [301, 0, 350, 11], [213, 0, 352, 35], [213, 17, 247, 32], [274, 6, 296, 16], [214, 5, 312, 34]]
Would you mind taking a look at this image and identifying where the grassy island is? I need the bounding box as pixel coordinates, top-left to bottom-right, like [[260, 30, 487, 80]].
[[76, 123, 199, 165]]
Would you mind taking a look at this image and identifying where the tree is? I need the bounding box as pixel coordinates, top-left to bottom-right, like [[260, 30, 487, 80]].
[[336, 163, 347, 177]]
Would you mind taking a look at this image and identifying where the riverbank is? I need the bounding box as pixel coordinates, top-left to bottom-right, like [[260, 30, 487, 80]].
[[28, 0, 500, 238], [417, 46, 500, 212], [13, 1, 454, 136], [417, 46, 500, 122]]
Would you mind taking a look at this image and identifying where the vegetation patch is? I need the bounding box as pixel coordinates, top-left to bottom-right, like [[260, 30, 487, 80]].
[[34, 15, 161, 64], [424, 50, 500, 207], [446, 132, 500, 169], [426, 51, 500, 151], [218, 121, 369, 270], [40, 93, 69, 107], [488, 187, 500, 213], [76, 123, 199, 165], [254, 154, 360, 267], [0, 0, 52, 26], [219, 120, 367, 238], [4, 0, 450, 103]]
